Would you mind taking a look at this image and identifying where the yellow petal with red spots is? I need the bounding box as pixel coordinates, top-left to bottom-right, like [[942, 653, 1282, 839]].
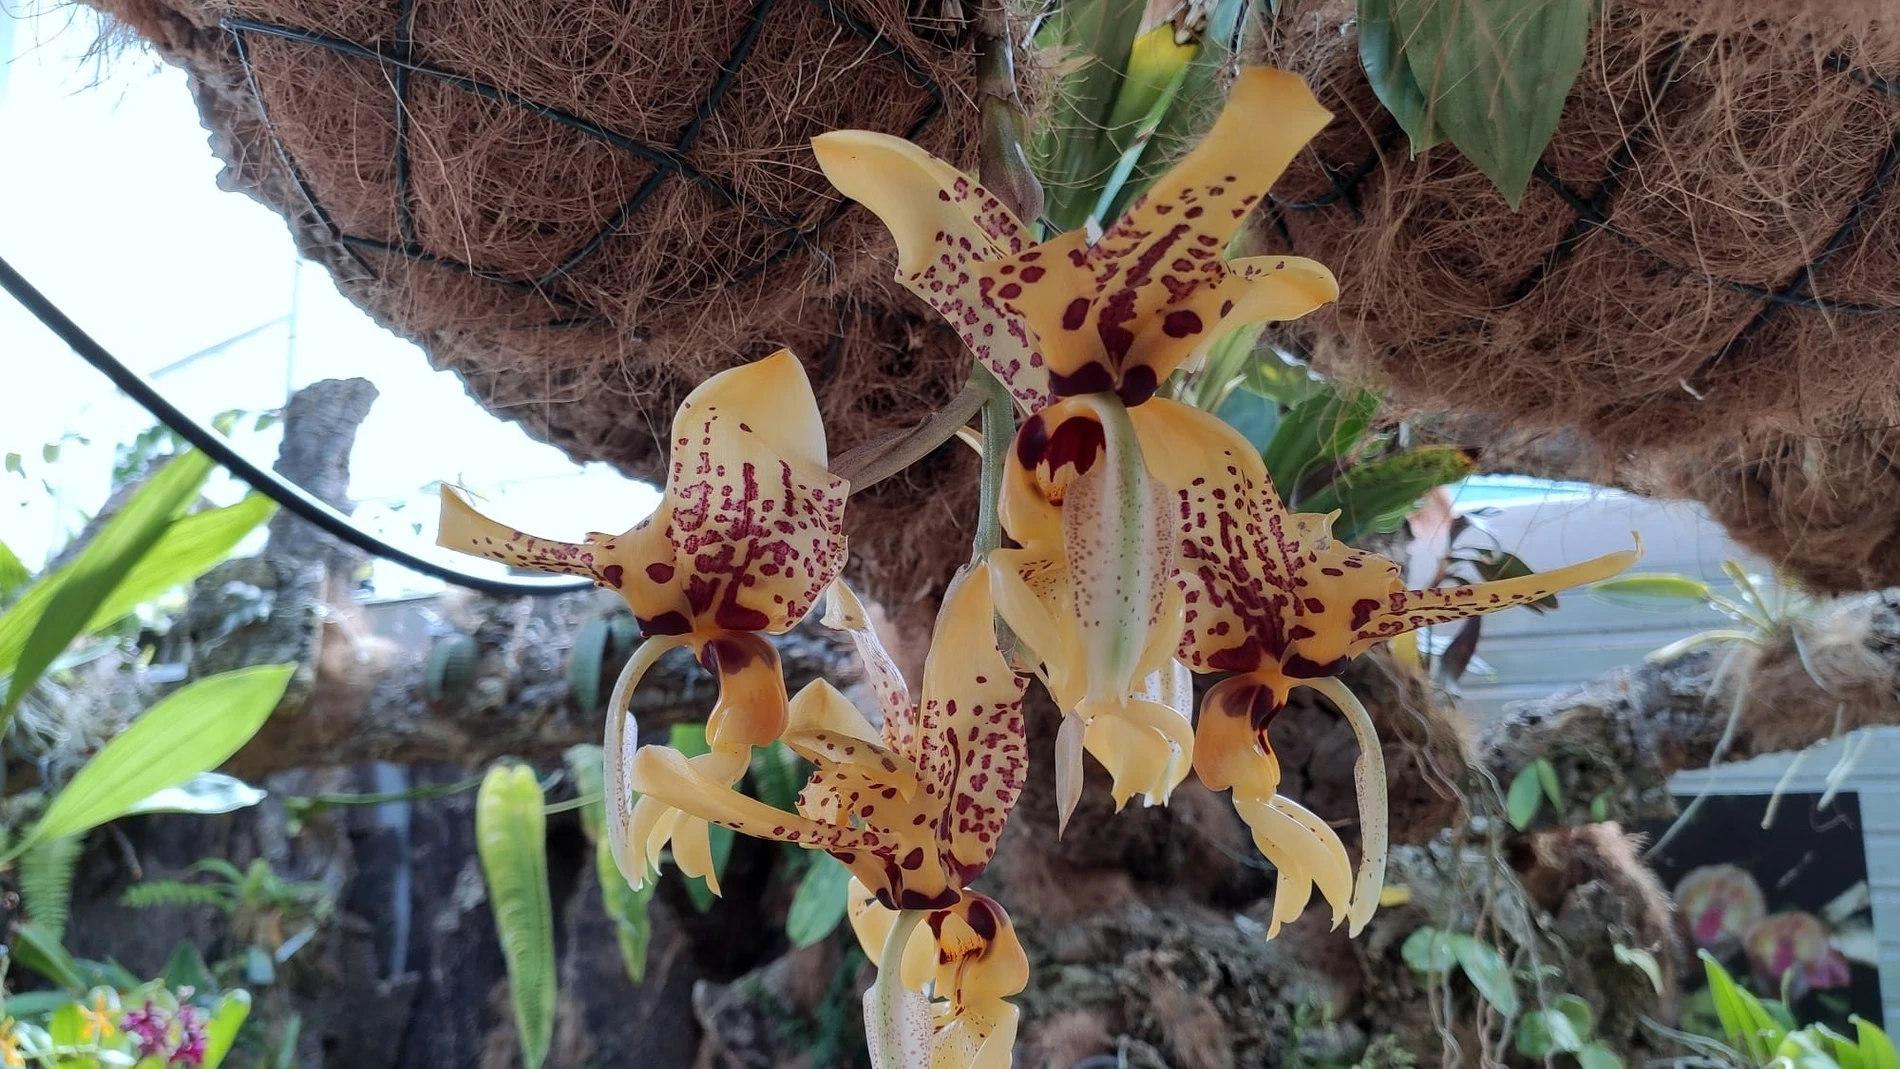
[[1191, 674, 1285, 799], [821, 579, 914, 741], [846, 878, 936, 990]]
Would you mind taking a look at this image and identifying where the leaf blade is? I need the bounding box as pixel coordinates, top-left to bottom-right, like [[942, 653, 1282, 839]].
[[477, 764, 556, 1069], [786, 855, 853, 949]]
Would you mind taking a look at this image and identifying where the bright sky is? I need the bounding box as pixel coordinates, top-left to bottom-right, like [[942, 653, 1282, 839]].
[[0, 6, 657, 594]]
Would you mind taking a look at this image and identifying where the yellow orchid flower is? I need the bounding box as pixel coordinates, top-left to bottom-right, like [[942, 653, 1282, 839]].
[[1133, 397, 1638, 936], [849, 880, 1028, 1069], [79, 988, 119, 1043], [815, 67, 1341, 829], [436, 350, 848, 891], [625, 561, 1027, 911]]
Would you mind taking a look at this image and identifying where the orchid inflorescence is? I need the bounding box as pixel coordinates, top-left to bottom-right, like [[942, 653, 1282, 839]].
[[438, 67, 1634, 1068]]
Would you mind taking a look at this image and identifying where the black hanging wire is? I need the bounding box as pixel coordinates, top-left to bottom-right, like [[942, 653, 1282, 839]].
[[0, 253, 596, 598]]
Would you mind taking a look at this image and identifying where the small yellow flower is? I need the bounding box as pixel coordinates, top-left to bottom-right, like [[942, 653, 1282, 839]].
[[80, 989, 119, 1043], [0, 1017, 26, 1068]]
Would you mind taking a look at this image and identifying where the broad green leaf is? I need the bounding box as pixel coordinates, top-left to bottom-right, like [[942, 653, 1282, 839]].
[[1702, 949, 1782, 1062], [1215, 387, 1280, 456], [0, 450, 217, 730], [1401, 925, 1457, 973], [1505, 765, 1543, 830], [1587, 573, 1712, 612], [1578, 1043, 1625, 1069], [787, 855, 853, 949], [201, 990, 253, 1069], [1390, 0, 1591, 207], [1241, 348, 1324, 407], [1263, 388, 1380, 496], [1516, 1007, 1583, 1057], [1855, 1017, 1899, 1069], [1533, 757, 1564, 813], [1031, 0, 1148, 232], [1551, 994, 1593, 1041], [749, 743, 804, 814], [18, 833, 83, 941], [1452, 935, 1519, 1016], [477, 764, 556, 1069], [18, 664, 294, 855], [1303, 445, 1476, 542], [0, 539, 29, 603], [564, 743, 654, 982], [48, 999, 88, 1047], [13, 919, 86, 992], [0, 491, 275, 681], [125, 773, 268, 817], [1612, 943, 1664, 995], [1358, 0, 1442, 153]]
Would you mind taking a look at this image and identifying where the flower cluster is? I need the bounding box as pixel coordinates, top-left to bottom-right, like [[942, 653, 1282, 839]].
[[122, 1000, 207, 1067], [439, 65, 1633, 1068]]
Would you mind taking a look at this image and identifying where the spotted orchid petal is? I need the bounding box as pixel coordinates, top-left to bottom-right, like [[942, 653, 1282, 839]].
[[781, 679, 920, 800], [1191, 674, 1285, 800], [810, 132, 1051, 413], [821, 579, 914, 744], [624, 748, 753, 893]]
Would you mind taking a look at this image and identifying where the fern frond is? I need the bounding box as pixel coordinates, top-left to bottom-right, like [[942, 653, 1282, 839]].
[[120, 880, 237, 912], [19, 833, 84, 942]]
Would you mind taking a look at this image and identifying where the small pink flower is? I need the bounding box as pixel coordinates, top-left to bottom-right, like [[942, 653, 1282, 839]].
[[122, 1001, 169, 1059]]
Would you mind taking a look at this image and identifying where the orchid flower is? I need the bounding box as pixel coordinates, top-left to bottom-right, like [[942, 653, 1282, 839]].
[[436, 350, 848, 892], [815, 68, 1341, 829], [625, 561, 1026, 910], [1134, 398, 1638, 935]]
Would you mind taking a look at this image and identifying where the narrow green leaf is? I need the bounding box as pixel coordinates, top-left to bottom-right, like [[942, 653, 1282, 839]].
[[1855, 1017, 1899, 1069], [1589, 792, 1610, 822], [1818, 1024, 1865, 1069], [201, 990, 253, 1069], [0, 991, 78, 1018], [0, 451, 217, 730], [1577, 1043, 1625, 1069], [0, 491, 275, 681], [1133, 0, 1248, 212], [13, 920, 86, 992], [124, 773, 268, 817], [17, 665, 293, 855], [1702, 949, 1782, 1062], [1452, 935, 1519, 1016], [477, 763, 556, 1069], [1505, 765, 1543, 830], [1303, 446, 1476, 542], [1533, 757, 1565, 813], [1401, 925, 1457, 973], [1262, 388, 1381, 494], [787, 855, 853, 949], [1612, 943, 1664, 995], [1031, 0, 1149, 232], [1358, 0, 1442, 153], [564, 743, 655, 983], [1390, 0, 1592, 207], [1587, 573, 1712, 612], [0, 539, 30, 604], [18, 833, 84, 941], [562, 744, 608, 841]]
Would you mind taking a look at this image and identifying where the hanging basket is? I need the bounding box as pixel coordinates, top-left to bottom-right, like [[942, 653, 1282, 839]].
[[1254, 0, 1900, 590]]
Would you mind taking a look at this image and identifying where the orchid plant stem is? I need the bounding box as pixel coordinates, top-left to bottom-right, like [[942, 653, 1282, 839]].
[[834, 381, 986, 494], [870, 908, 928, 1061]]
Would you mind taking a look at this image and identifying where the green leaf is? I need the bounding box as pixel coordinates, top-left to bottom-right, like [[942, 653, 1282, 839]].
[[1551, 994, 1593, 1041], [13, 919, 86, 992], [1132, 0, 1248, 214], [750, 743, 803, 814], [0, 991, 78, 1018], [1506, 765, 1544, 830], [1588, 572, 1714, 612], [1462, 548, 1557, 610], [164, 941, 216, 994], [18, 833, 84, 941], [1302, 445, 1476, 542], [562, 744, 608, 842], [1262, 388, 1380, 496], [1855, 1017, 1899, 1069], [1589, 792, 1610, 822], [1702, 949, 1783, 1062], [0, 539, 30, 604], [124, 773, 268, 817], [1214, 387, 1280, 456], [1031, 0, 1149, 232], [4, 453, 22, 477], [1240, 349, 1324, 407], [564, 743, 655, 983], [1401, 926, 1457, 973], [1612, 943, 1664, 996], [1578, 1042, 1625, 1069], [1778, 1029, 1848, 1069], [47, 999, 88, 1048], [0, 450, 216, 731], [1533, 757, 1564, 813], [0, 491, 275, 682], [1516, 1008, 1584, 1057], [1819, 1024, 1865, 1069], [1452, 935, 1519, 1016], [787, 855, 853, 949], [1358, 0, 1442, 153], [476, 763, 556, 1069], [16, 664, 294, 856], [201, 990, 252, 1069], [1389, 0, 1591, 208]]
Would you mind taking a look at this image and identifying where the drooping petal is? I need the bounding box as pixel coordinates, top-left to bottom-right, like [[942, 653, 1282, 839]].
[[663, 350, 849, 635], [1054, 711, 1085, 836], [810, 132, 1052, 411], [987, 547, 1082, 705], [821, 579, 914, 741], [625, 745, 879, 873], [917, 563, 1029, 885], [604, 634, 694, 889], [1344, 547, 1641, 657], [1235, 796, 1353, 930], [697, 632, 792, 752], [931, 1001, 1019, 1069], [1129, 398, 1300, 675], [624, 749, 748, 894], [1303, 676, 1389, 936], [1062, 67, 1334, 392], [782, 680, 920, 797], [1269, 795, 1355, 929], [1083, 693, 1196, 810]]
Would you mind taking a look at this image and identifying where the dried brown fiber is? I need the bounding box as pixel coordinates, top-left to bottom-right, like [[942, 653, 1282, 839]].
[[1253, 0, 1900, 591], [87, 0, 985, 612]]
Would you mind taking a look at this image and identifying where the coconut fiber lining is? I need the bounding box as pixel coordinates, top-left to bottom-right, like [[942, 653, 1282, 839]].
[[1255, 0, 1900, 592], [87, 0, 983, 610]]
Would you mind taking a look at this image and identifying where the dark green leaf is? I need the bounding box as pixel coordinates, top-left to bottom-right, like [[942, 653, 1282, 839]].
[[1390, 0, 1591, 207], [0, 451, 217, 731], [1462, 549, 1557, 610], [1301, 445, 1475, 542], [13, 919, 86, 992], [1031, 0, 1148, 231], [1506, 765, 1543, 830], [0, 991, 78, 1018], [1533, 757, 1565, 813], [750, 742, 804, 814], [1401, 926, 1457, 973], [1358, 0, 1442, 153], [477, 764, 556, 1069], [1452, 936, 1519, 1016], [1262, 388, 1380, 495], [786, 855, 853, 949], [1552, 994, 1594, 1040], [1578, 1042, 1625, 1069], [1516, 1008, 1583, 1057], [18, 665, 295, 854], [1214, 387, 1280, 456], [164, 941, 216, 993]]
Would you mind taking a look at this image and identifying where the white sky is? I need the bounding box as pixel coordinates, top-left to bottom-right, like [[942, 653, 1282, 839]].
[[0, 6, 658, 593]]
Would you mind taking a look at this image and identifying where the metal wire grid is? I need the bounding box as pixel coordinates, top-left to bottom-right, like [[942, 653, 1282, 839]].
[[221, 0, 948, 332], [1265, 40, 1900, 390]]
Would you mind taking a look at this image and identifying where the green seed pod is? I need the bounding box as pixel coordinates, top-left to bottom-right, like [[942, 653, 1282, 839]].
[[426, 632, 479, 703], [566, 617, 611, 713]]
